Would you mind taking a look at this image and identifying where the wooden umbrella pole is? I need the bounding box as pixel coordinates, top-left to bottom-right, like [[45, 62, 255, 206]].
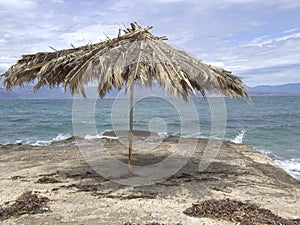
[[128, 83, 134, 176]]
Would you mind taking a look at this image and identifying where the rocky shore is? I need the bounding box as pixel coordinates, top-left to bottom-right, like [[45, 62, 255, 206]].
[[0, 135, 299, 224]]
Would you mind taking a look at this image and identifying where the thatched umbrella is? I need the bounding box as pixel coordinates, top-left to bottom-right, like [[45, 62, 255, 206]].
[[1, 22, 250, 175]]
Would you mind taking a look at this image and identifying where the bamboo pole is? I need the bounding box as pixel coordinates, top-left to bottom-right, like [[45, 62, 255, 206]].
[[128, 83, 134, 176]]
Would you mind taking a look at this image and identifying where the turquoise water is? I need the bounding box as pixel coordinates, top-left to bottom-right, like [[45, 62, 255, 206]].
[[0, 96, 299, 178]]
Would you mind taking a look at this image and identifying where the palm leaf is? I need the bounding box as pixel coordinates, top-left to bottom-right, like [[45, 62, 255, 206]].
[[1, 22, 250, 102]]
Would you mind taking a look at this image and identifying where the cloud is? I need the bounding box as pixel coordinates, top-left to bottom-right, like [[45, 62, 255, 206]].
[[0, 0, 37, 10], [213, 0, 300, 9], [283, 28, 298, 34], [0, 0, 299, 86], [244, 32, 300, 47], [60, 24, 119, 46], [154, 0, 184, 3], [204, 31, 300, 86], [0, 57, 18, 75], [150, 0, 300, 9], [50, 0, 64, 3]]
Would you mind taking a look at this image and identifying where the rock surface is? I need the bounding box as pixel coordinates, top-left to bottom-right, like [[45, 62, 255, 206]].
[[0, 136, 299, 224]]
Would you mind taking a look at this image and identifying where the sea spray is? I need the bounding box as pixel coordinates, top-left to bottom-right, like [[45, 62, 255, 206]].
[[275, 159, 300, 180], [231, 130, 246, 144], [52, 133, 72, 142], [20, 133, 72, 146]]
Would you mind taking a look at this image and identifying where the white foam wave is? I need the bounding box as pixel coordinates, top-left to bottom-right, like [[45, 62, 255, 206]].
[[231, 130, 245, 144], [275, 159, 300, 180], [84, 134, 119, 140], [252, 147, 300, 180], [157, 132, 168, 139], [171, 132, 203, 138], [18, 133, 72, 146], [52, 133, 72, 142], [26, 140, 52, 146]]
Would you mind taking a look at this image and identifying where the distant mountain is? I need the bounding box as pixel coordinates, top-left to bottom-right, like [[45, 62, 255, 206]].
[[1, 82, 299, 99], [0, 85, 165, 99], [0, 86, 73, 99], [0, 88, 18, 99], [249, 83, 300, 96]]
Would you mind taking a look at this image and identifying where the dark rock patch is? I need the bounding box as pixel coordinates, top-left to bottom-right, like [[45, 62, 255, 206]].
[[124, 223, 182, 225], [184, 198, 300, 225], [0, 191, 50, 220], [37, 176, 61, 183]]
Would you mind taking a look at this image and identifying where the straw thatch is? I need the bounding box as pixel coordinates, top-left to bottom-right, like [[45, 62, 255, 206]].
[[1, 22, 250, 101]]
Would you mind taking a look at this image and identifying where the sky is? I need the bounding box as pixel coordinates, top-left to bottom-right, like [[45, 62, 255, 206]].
[[0, 0, 300, 87]]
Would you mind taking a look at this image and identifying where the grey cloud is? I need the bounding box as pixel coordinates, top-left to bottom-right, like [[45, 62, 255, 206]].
[[1, 0, 299, 86]]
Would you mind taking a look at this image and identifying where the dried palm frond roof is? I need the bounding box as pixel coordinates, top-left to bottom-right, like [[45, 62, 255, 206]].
[[1, 22, 250, 101]]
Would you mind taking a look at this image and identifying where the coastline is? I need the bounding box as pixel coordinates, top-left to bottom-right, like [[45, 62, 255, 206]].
[[0, 136, 299, 224]]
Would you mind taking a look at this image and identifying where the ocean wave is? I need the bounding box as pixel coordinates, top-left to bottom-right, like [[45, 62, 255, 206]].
[[275, 158, 300, 180], [157, 132, 168, 139], [256, 148, 300, 180], [84, 134, 119, 140], [231, 130, 246, 144], [14, 133, 72, 146], [52, 133, 72, 142]]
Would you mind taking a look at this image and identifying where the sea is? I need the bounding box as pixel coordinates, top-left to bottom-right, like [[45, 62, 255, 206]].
[[0, 96, 299, 179]]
